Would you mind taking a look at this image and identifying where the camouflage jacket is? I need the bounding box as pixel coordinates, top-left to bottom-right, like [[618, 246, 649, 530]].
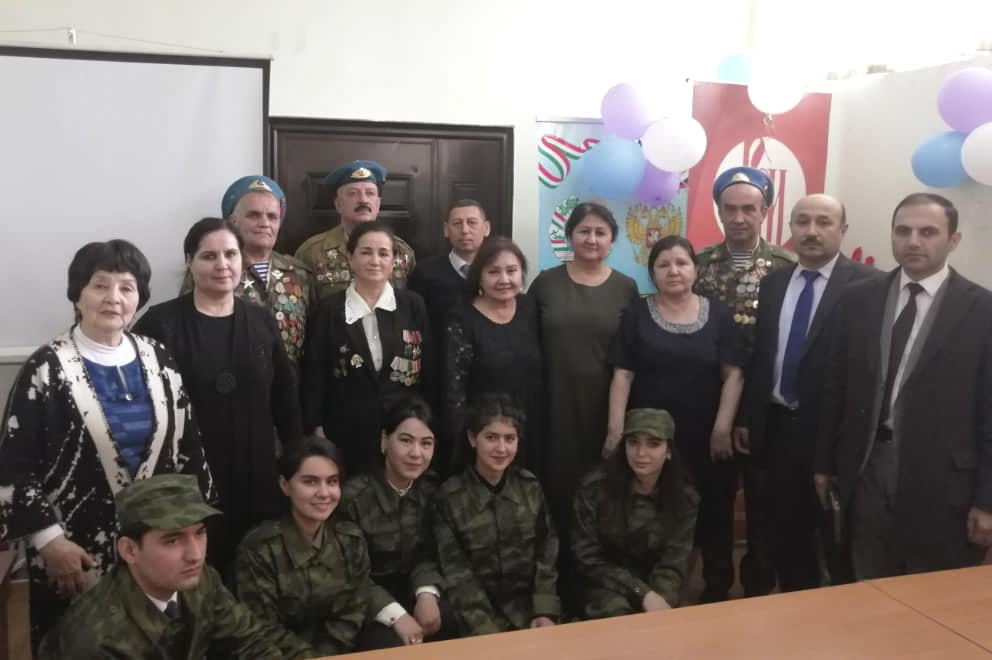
[[37, 564, 302, 660], [571, 469, 699, 612], [234, 515, 371, 657], [294, 224, 416, 300], [433, 465, 560, 635], [181, 250, 314, 365], [693, 239, 797, 351], [340, 469, 444, 614]]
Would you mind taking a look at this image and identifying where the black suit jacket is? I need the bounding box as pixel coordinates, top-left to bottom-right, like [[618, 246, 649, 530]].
[[816, 267, 992, 563], [408, 253, 469, 339], [740, 255, 879, 460]]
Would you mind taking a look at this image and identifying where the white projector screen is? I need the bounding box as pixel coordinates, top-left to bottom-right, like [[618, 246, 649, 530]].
[[0, 48, 266, 354]]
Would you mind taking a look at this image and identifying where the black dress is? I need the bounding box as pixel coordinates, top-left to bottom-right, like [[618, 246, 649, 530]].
[[442, 294, 545, 475], [133, 294, 302, 569]]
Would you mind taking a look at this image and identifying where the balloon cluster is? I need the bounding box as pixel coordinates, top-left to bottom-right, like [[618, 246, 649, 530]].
[[585, 83, 707, 203], [716, 52, 807, 116], [912, 67, 992, 188]]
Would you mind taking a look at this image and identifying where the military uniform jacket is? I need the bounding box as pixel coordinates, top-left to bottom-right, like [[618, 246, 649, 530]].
[[340, 469, 444, 614], [294, 224, 416, 300], [37, 564, 297, 660], [234, 514, 372, 656], [433, 465, 560, 635], [0, 329, 214, 641], [571, 469, 699, 608], [693, 239, 797, 352], [182, 251, 315, 366]]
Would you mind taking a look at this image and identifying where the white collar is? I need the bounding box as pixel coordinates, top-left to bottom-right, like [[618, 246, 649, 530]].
[[146, 591, 179, 613], [344, 282, 397, 325], [899, 263, 950, 297], [449, 251, 470, 276], [794, 252, 840, 282]]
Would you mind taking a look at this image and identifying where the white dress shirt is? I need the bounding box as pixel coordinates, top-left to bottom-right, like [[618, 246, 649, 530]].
[[344, 282, 397, 372], [147, 591, 179, 613], [771, 253, 840, 406], [449, 251, 470, 279]]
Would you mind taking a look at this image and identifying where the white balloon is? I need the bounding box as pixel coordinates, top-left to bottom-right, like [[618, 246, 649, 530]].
[[747, 57, 808, 115], [641, 117, 708, 172], [961, 122, 992, 185]]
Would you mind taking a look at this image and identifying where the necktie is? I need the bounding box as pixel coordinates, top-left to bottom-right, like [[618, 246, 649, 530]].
[[880, 282, 924, 424], [780, 270, 820, 404], [164, 600, 181, 619], [459, 263, 471, 279]]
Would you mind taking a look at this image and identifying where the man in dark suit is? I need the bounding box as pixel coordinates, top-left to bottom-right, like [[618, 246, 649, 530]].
[[735, 194, 877, 592], [815, 193, 992, 579]]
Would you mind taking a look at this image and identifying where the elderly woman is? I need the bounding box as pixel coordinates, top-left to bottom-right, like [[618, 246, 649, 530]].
[[235, 436, 371, 657], [572, 408, 698, 619], [433, 393, 559, 636], [605, 235, 746, 603], [301, 220, 432, 474], [134, 217, 301, 572], [442, 237, 544, 476], [0, 239, 213, 646], [341, 396, 455, 649], [529, 202, 638, 533]]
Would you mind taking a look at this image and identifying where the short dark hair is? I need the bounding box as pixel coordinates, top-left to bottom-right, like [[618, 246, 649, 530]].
[[67, 240, 152, 310], [564, 202, 619, 242], [345, 220, 396, 255], [448, 199, 487, 220], [382, 395, 434, 435], [465, 236, 527, 297], [183, 217, 244, 260], [118, 521, 152, 545], [892, 193, 958, 234], [278, 436, 346, 481], [647, 235, 697, 276]]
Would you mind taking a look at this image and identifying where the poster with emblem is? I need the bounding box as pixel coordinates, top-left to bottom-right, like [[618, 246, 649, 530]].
[[537, 119, 688, 294]]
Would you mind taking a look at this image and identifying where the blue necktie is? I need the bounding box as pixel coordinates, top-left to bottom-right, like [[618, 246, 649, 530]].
[[780, 270, 819, 404]]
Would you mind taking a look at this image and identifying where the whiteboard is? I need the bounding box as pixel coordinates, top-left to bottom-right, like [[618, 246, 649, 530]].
[[0, 48, 266, 353]]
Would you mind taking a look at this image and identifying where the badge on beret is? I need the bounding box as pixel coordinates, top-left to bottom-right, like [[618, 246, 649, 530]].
[[731, 172, 750, 184], [351, 167, 372, 180], [248, 179, 273, 193]]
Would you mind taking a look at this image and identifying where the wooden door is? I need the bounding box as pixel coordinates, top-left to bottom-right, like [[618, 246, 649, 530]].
[[269, 118, 513, 259]]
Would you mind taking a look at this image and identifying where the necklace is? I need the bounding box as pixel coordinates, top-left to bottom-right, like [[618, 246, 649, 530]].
[[116, 366, 133, 402]]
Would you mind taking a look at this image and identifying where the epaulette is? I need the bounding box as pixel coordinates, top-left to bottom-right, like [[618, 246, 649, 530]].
[[239, 519, 282, 547], [768, 244, 798, 262], [333, 517, 366, 539], [273, 251, 315, 275]]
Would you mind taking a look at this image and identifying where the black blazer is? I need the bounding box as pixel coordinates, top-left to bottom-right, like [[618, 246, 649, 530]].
[[740, 255, 878, 460], [301, 288, 432, 473], [816, 268, 992, 564], [408, 253, 468, 339]]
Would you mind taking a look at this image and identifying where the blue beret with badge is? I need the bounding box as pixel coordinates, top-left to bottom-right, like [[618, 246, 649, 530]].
[[221, 175, 286, 218], [712, 166, 774, 207], [325, 160, 387, 192]]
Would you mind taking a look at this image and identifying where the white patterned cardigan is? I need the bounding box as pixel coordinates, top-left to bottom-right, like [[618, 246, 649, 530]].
[[0, 328, 215, 643]]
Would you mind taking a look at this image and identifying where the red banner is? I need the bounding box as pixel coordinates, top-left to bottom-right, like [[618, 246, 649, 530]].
[[687, 82, 832, 249]]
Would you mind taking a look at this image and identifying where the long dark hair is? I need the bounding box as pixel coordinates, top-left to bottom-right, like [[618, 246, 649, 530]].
[[600, 433, 690, 533]]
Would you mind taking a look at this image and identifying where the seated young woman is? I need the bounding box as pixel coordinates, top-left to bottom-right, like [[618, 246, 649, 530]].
[[572, 408, 699, 619], [432, 392, 560, 636], [340, 396, 457, 648], [234, 436, 371, 657]]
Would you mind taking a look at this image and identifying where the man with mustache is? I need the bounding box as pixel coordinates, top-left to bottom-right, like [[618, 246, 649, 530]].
[[735, 194, 877, 591], [296, 160, 416, 300], [691, 166, 795, 602], [37, 474, 311, 659], [816, 193, 992, 578]]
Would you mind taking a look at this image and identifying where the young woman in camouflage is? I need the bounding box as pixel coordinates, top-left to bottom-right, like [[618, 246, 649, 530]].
[[341, 396, 457, 648], [233, 437, 371, 657], [433, 393, 560, 635], [572, 408, 699, 619]]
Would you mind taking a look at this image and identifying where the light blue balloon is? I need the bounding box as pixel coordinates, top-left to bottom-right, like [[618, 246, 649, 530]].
[[911, 131, 970, 188], [716, 53, 752, 84], [581, 136, 645, 199]]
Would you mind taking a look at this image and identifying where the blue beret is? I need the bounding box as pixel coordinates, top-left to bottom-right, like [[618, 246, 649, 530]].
[[221, 175, 286, 218], [325, 160, 387, 192], [712, 167, 774, 207]]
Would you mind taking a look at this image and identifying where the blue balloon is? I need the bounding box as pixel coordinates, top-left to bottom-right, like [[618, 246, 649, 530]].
[[581, 136, 645, 199], [716, 53, 752, 84], [911, 131, 970, 188]]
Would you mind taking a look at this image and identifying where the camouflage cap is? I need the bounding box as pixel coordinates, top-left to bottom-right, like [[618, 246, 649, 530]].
[[115, 474, 222, 532], [623, 408, 676, 442]]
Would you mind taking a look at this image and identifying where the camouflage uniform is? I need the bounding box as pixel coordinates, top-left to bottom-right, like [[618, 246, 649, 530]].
[[294, 224, 416, 300], [234, 514, 372, 656], [340, 470, 444, 615], [571, 468, 699, 619], [694, 239, 797, 351], [433, 465, 560, 635], [181, 250, 314, 366]]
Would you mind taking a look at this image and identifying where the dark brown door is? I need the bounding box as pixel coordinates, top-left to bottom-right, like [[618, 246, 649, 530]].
[[269, 118, 513, 259]]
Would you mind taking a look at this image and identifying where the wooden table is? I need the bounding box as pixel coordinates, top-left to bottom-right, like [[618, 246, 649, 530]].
[[338, 577, 992, 659], [869, 565, 992, 653]]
